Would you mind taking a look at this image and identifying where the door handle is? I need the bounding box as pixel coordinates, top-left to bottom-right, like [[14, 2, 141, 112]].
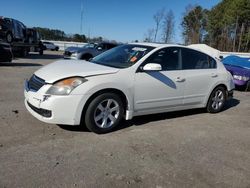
[[211, 73, 218, 78], [175, 77, 185, 82]]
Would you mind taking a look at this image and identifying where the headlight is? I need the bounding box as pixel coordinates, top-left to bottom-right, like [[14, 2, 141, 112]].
[[46, 77, 87, 95], [71, 52, 78, 57], [233, 75, 250, 81]]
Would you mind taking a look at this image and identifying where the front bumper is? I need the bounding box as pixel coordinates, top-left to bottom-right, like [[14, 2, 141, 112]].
[[63, 55, 78, 60], [233, 79, 248, 86], [24, 85, 90, 125]]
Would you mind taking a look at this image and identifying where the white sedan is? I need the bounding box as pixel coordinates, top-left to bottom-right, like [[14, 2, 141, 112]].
[[24, 43, 234, 134], [42, 41, 59, 51]]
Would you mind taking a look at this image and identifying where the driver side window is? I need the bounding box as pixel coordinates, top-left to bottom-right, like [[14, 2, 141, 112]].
[[145, 47, 181, 71]]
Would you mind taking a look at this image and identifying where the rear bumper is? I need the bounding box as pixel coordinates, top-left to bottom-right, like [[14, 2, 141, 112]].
[[233, 79, 248, 86]]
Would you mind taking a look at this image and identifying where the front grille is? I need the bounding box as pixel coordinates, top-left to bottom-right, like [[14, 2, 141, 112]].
[[28, 75, 45, 92], [27, 101, 52, 118]]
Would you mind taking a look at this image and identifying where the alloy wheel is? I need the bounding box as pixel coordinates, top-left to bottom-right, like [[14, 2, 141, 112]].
[[211, 90, 224, 110], [94, 99, 120, 128]]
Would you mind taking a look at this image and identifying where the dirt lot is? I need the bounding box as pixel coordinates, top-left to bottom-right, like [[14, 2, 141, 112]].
[[0, 51, 250, 188]]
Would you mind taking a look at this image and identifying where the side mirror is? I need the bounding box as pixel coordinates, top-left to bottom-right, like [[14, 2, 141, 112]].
[[143, 63, 162, 71], [97, 47, 103, 51]]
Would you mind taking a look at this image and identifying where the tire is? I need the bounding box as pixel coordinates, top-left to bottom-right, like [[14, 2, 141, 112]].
[[6, 32, 13, 43], [81, 54, 93, 61], [207, 86, 226, 113], [84, 93, 124, 134], [55, 47, 59, 51], [19, 49, 28, 57]]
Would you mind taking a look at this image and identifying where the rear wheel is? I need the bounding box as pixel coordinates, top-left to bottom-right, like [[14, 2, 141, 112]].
[[207, 86, 226, 113], [84, 93, 124, 134]]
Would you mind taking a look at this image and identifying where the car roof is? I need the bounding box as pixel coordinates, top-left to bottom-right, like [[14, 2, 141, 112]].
[[129, 42, 182, 48], [129, 42, 219, 59]]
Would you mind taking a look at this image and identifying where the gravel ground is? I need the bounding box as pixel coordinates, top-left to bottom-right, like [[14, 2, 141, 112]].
[[0, 51, 250, 188]]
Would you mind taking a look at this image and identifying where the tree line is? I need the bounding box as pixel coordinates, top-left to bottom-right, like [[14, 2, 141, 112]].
[[145, 0, 250, 52], [35, 27, 104, 43]]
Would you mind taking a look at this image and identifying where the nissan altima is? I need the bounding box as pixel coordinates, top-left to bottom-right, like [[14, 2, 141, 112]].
[[24, 43, 234, 134]]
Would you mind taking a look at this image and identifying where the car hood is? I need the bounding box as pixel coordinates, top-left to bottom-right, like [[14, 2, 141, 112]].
[[35, 60, 119, 83], [65, 46, 82, 53], [222, 55, 250, 69]]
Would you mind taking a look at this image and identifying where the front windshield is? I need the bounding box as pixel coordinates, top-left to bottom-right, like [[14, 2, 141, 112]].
[[91, 44, 154, 68], [83, 43, 96, 49]]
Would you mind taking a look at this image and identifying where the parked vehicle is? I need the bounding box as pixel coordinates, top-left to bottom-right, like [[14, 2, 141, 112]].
[[11, 28, 44, 57], [43, 41, 59, 51], [0, 16, 26, 43], [64, 42, 117, 60], [24, 43, 234, 134], [0, 42, 12, 62], [0, 17, 44, 57], [222, 55, 250, 90]]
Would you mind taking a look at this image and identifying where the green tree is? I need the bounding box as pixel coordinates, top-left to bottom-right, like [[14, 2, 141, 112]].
[[73, 34, 87, 42], [207, 0, 250, 52], [181, 6, 207, 45]]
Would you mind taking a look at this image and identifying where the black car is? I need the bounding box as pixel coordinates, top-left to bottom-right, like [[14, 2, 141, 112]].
[[0, 16, 26, 43], [0, 42, 12, 62]]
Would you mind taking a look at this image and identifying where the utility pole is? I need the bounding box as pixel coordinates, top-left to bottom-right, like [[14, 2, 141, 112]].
[[88, 28, 90, 42], [80, 1, 83, 34]]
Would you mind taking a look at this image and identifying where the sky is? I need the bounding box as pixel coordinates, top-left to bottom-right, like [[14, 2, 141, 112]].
[[0, 0, 221, 43]]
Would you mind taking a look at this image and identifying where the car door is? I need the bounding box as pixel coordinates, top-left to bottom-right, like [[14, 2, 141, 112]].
[[181, 48, 218, 106], [134, 47, 185, 111]]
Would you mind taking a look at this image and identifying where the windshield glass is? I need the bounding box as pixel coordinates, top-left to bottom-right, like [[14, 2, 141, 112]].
[[83, 43, 96, 49], [91, 44, 154, 68]]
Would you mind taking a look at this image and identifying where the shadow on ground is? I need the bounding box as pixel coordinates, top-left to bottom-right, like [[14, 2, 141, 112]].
[[22, 53, 63, 60], [58, 98, 240, 133], [0, 62, 42, 66], [58, 124, 90, 132]]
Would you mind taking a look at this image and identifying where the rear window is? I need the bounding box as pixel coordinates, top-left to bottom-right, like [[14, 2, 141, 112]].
[[182, 48, 217, 69]]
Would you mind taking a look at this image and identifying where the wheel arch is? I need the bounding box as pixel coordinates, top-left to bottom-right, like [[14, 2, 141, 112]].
[[80, 88, 130, 124], [80, 53, 93, 60], [205, 83, 228, 106]]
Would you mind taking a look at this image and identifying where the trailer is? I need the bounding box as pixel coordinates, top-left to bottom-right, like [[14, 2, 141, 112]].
[[11, 41, 44, 57]]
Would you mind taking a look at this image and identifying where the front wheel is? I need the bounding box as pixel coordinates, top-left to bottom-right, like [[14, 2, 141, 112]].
[[81, 54, 93, 61], [6, 32, 13, 43], [207, 86, 226, 113], [84, 93, 124, 134]]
